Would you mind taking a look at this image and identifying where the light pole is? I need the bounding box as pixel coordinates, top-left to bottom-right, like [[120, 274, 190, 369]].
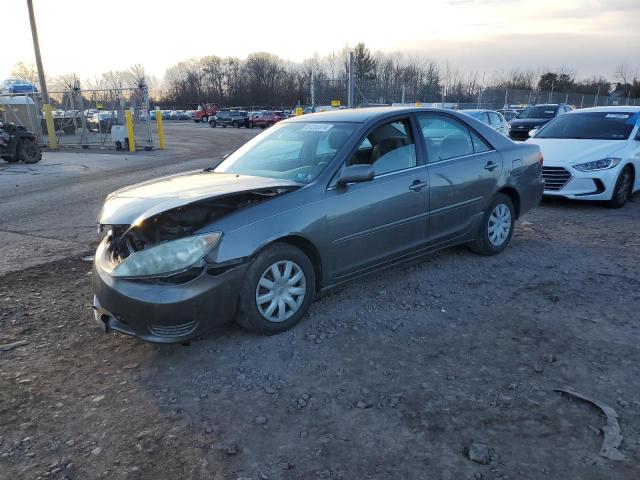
[[26, 0, 56, 148]]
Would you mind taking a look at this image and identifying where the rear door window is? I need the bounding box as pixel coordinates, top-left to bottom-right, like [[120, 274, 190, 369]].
[[417, 114, 475, 161]]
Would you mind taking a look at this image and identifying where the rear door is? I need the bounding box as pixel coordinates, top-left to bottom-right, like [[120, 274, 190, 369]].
[[325, 116, 430, 279], [416, 112, 503, 244]]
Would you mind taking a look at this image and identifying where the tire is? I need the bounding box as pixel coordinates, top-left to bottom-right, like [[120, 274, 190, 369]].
[[201, 116, 208, 124], [469, 193, 515, 256], [232, 121, 238, 128], [2, 154, 19, 163], [249, 122, 254, 129], [17, 141, 42, 164], [606, 166, 633, 208], [209, 120, 216, 128], [236, 242, 315, 334]]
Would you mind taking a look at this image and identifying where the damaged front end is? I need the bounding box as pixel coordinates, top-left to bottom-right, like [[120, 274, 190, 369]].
[[92, 180, 299, 342], [99, 186, 297, 282]]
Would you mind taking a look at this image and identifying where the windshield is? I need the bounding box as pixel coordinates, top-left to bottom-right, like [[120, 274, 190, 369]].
[[517, 106, 556, 119], [215, 122, 357, 183], [536, 112, 637, 140]]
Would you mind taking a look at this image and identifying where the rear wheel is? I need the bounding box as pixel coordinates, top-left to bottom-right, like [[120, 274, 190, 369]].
[[236, 243, 315, 334], [470, 193, 515, 255], [606, 166, 633, 208], [209, 120, 216, 128], [201, 116, 208, 124], [17, 141, 42, 164]]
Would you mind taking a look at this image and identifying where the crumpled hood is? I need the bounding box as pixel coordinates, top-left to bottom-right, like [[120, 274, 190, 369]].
[[526, 138, 628, 165], [99, 170, 301, 225], [510, 118, 551, 129]]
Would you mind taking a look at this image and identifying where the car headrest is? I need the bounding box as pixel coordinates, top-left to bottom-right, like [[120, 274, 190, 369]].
[[328, 130, 350, 150]]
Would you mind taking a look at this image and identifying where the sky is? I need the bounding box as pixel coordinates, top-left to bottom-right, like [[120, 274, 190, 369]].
[[2, 0, 639, 82]]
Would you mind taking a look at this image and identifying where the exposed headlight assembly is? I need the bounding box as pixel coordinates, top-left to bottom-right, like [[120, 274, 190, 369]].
[[112, 232, 222, 278], [573, 158, 621, 172]]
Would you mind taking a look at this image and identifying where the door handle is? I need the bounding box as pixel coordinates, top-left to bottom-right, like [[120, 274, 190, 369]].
[[484, 161, 498, 171], [409, 180, 428, 192]]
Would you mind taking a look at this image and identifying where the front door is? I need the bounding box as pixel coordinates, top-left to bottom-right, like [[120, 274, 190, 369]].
[[325, 117, 430, 279]]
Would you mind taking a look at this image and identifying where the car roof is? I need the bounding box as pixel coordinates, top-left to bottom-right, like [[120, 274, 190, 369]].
[[285, 106, 463, 123], [459, 109, 493, 113], [569, 106, 640, 114]]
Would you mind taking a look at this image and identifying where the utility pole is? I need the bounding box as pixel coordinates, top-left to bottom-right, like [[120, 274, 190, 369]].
[[347, 51, 354, 108], [26, 0, 56, 148]]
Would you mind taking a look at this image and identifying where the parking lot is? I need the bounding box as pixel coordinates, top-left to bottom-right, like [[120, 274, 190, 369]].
[[1, 121, 639, 480]]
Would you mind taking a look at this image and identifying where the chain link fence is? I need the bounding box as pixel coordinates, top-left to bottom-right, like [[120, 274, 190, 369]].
[[310, 79, 639, 110], [1, 86, 156, 150]]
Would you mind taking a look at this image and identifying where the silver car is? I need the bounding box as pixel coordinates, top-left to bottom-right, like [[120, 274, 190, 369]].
[[93, 107, 544, 343], [460, 109, 509, 135]]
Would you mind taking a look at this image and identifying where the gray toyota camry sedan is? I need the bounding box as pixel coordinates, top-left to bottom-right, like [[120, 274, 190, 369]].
[[93, 107, 544, 343]]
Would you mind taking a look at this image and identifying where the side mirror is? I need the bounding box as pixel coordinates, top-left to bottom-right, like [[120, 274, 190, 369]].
[[336, 164, 374, 186]]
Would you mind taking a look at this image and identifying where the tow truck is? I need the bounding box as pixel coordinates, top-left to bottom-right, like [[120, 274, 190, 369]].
[[190, 103, 218, 123]]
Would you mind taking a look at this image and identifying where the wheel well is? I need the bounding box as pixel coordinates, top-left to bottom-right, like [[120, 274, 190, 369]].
[[498, 187, 521, 218], [624, 162, 635, 182], [271, 235, 323, 291]]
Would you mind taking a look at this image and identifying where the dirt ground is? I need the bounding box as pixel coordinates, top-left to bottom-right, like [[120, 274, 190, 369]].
[[1, 195, 639, 480]]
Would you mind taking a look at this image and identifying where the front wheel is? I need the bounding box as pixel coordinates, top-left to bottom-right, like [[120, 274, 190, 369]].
[[18, 141, 42, 164], [201, 116, 208, 124], [469, 193, 515, 255], [209, 120, 216, 128], [236, 243, 315, 334], [606, 166, 633, 208]]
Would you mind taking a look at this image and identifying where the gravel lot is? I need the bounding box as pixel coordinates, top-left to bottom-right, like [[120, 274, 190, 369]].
[[1, 122, 639, 479]]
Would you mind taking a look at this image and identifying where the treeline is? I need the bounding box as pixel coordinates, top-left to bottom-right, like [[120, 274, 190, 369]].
[[9, 43, 640, 108], [159, 43, 640, 107]]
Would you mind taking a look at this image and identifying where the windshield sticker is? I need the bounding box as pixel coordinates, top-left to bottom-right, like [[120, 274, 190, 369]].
[[606, 114, 630, 119], [301, 123, 333, 132]]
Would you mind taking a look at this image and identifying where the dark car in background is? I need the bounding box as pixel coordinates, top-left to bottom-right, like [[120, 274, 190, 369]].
[[93, 107, 544, 343], [509, 103, 572, 140], [210, 110, 250, 128], [87, 112, 118, 133]]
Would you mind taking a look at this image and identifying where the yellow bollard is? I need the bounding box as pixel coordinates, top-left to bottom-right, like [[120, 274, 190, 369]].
[[125, 110, 136, 152], [43, 104, 57, 150], [156, 110, 165, 149], [294, 107, 303, 116]]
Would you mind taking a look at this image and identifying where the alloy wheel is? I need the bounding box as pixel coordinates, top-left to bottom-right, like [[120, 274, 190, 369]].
[[487, 203, 512, 247], [255, 260, 306, 323]]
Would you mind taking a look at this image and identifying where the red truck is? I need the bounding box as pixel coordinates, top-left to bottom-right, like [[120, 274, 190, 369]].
[[190, 103, 218, 123], [249, 111, 285, 129]]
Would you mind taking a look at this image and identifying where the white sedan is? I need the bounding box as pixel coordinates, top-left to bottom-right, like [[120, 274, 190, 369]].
[[528, 106, 640, 207]]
